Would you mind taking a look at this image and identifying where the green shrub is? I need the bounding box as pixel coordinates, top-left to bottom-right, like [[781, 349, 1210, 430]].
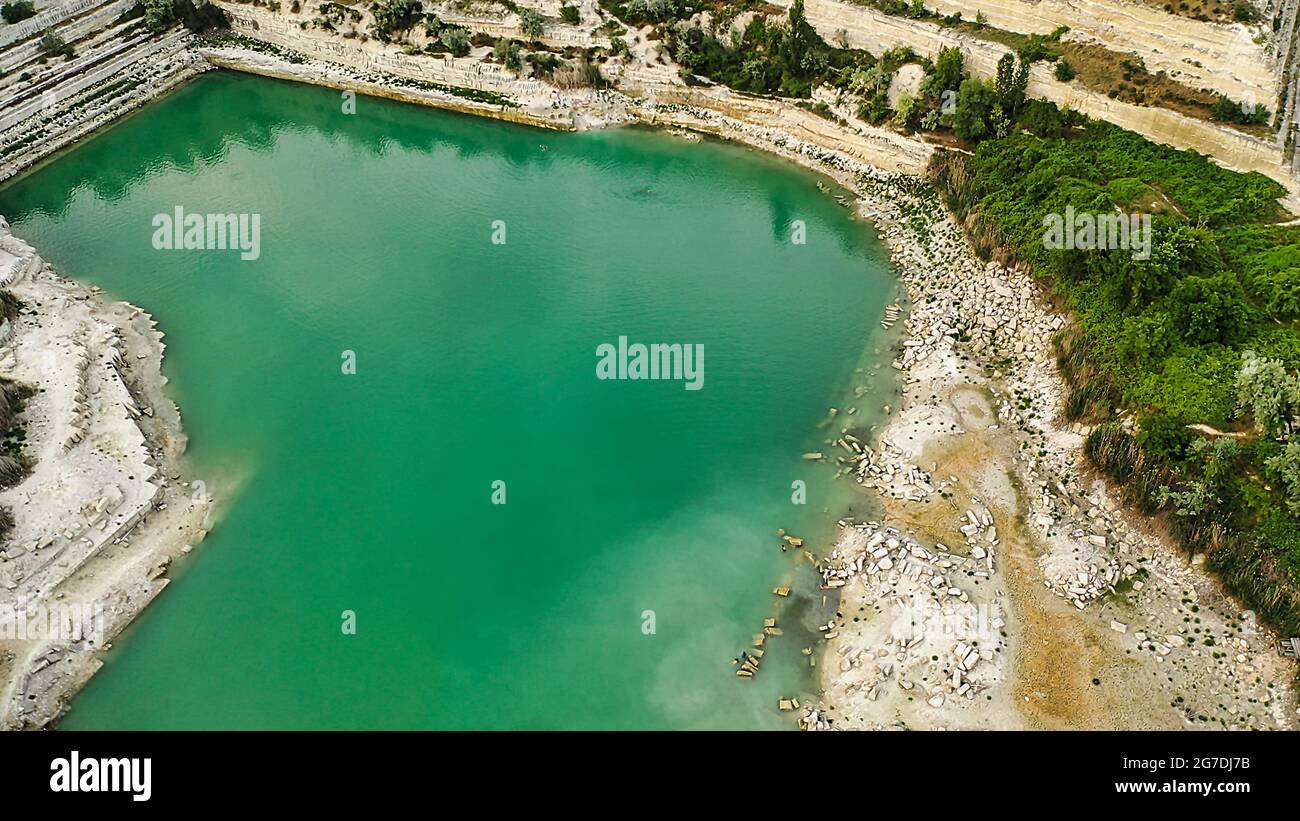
[[37, 28, 75, 58], [1138, 413, 1193, 462], [953, 77, 1000, 141], [1212, 94, 1269, 126], [369, 0, 422, 41], [494, 37, 521, 71], [1169, 274, 1252, 345], [1, 1, 36, 24], [664, 0, 867, 99], [440, 25, 471, 56], [1266, 442, 1300, 515], [518, 7, 543, 38], [1233, 1, 1261, 23]]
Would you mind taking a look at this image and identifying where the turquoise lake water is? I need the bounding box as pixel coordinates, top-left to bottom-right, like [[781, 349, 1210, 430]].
[[0, 71, 899, 729]]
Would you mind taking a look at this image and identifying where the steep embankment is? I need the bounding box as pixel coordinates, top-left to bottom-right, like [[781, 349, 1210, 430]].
[[923, 0, 1274, 105], [0, 1, 209, 183], [778, 0, 1297, 194]]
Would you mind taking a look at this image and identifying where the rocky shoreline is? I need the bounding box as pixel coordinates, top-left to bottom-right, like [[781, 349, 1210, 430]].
[[799, 171, 1300, 730], [0, 219, 213, 729]]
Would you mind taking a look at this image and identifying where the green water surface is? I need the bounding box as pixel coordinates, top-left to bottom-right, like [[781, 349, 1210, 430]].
[[0, 72, 898, 729]]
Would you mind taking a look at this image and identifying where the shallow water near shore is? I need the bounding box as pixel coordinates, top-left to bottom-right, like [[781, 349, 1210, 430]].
[[0, 71, 897, 729]]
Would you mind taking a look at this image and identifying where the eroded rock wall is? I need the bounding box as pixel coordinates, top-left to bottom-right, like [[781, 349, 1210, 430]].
[[785, 0, 1297, 193], [923, 0, 1274, 104]]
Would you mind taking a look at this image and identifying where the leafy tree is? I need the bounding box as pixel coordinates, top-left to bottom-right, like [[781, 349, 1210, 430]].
[[1190, 436, 1241, 487], [1016, 33, 1061, 63], [857, 90, 891, 124], [1053, 60, 1075, 82], [953, 77, 997, 141], [518, 7, 543, 39], [1, 1, 36, 24], [921, 45, 963, 101], [1212, 94, 1269, 126], [38, 28, 74, 57], [1256, 267, 1300, 318], [1233, 1, 1261, 23], [1120, 223, 1213, 306], [559, 4, 579, 24], [1017, 99, 1063, 137], [438, 25, 471, 55], [174, 0, 228, 32], [894, 92, 919, 130], [624, 0, 684, 22], [664, 6, 859, 99], [740, 56, 766, 89], [780, 0, 816, 75], [1117, 312, 1176, 369], [494, 37, 522, 71], [994, 53, 1028, 116], [143, 0, 175, 31], [1155, 480, 1213, 517], [369, 0, 422, 41], [848, 63, 889, 97]]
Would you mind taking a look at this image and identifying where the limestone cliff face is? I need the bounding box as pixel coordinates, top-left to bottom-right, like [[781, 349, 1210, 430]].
[[213, 3, 552, 100], [922, 0, 1274, 105], [780, 0, 1297, 193], [1268, 0, 1300, 170]]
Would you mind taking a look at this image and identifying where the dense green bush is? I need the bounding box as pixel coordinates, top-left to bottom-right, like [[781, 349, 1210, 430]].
[[953, 77, 1000, 140], [438, 25, 471, 56], [1, 0, 36, 24], [932, 100, 1300, 630], [517, 7, 543, 39], [665, 0, 871, 98], [37, 28, 74, 57], [1212, 94, 1270, 126], [493, 37, 521, 71], [1233, 0, 1261, 23], [599, 0, 691, 26], [1169, 274, 1252, 345], [369, 0, 422, 41], [142, 0, 225, 31]]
